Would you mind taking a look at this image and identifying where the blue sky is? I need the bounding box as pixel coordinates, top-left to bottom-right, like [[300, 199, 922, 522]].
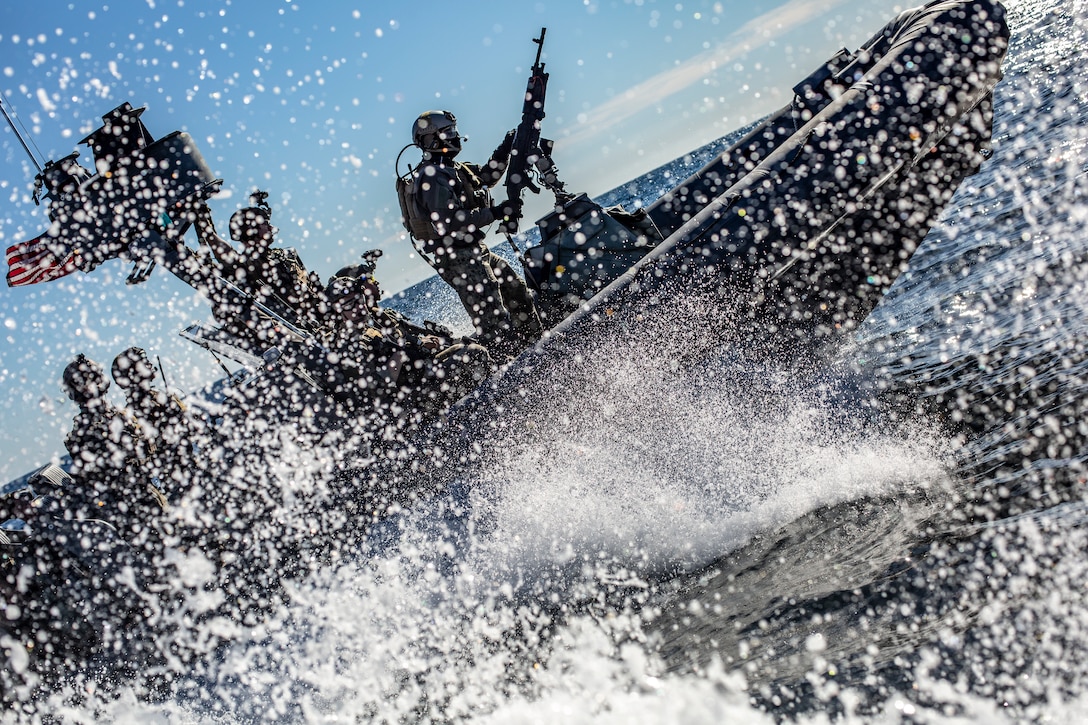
[[0, 0, 904, 480]]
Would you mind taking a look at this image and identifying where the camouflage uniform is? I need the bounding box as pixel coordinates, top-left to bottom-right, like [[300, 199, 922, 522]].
[[316, 279, 493, 423], [218, 245, 324, 332], [64, 404, 165, 522], [126, 388, 195, 487], [294, 324, 407, 426], [196, 201, 326, 345]]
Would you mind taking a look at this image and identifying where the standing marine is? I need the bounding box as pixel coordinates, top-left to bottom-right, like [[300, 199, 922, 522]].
[[402, 110, 543, 358]]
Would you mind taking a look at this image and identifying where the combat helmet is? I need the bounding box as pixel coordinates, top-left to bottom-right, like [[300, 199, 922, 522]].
[[229, 189, 275, 243], [62, 354, 110, 405], [111, 346, 156, 391], [412, 111, 463, 156], [327, 249, 383, 305]]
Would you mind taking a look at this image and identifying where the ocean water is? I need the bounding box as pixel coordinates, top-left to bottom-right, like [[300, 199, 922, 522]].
[[5, 0, 1088, 721]]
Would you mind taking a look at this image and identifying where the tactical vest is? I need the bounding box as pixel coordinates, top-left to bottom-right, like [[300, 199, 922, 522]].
[[397, 162, 490, 245], [265, 247, 311, 295]]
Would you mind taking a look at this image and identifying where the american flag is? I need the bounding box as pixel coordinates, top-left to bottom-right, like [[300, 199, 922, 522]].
[[5, 233, 79, 287]]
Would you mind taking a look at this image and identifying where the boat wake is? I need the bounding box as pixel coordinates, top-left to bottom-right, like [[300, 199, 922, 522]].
[[49, 303, 957, 722]]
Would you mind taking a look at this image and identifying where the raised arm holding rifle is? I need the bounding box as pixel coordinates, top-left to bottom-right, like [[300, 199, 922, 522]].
[[397, 28, 569, 361]]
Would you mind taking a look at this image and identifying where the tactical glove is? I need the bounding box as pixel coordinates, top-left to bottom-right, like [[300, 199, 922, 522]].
[[492, 198, 523, 235], [495, 129, 516, 162]]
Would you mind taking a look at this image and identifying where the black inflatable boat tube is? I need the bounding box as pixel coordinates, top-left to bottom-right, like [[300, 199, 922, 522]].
[[539, 0, 1008, 349]]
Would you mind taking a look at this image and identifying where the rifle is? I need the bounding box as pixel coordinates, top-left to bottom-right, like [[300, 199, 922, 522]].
[[504, 27, 565, 235]]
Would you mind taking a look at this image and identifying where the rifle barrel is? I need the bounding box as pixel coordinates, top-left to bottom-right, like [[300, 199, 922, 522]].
[[156, 355, 171, 393], [533, 28, 547, 70]]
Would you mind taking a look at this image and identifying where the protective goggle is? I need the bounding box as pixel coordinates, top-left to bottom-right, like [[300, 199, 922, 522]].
[[430, 112, 463, 145], [328, 274, 375, 298]]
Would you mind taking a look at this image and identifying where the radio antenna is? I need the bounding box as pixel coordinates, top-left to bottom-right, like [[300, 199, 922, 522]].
[[0, 90, 45, 174]]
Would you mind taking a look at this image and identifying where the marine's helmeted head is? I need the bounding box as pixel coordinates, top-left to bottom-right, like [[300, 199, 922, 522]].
[[62, 354, 109, 405], [229, 190, 276, 245], [325, 274, 371, 328], [413, 110, 463, 157], [229, 205, 275, 245], [111, 346, 156, 391], [329, 249, 383, 310]]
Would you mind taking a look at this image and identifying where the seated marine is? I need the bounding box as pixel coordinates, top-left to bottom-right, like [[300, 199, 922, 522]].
[[111, 346, 200, 493], [310, 267, 492, 424], [61, 354, 167, 532], [193, 191, 326, 345], [326, 249, 452, 351]]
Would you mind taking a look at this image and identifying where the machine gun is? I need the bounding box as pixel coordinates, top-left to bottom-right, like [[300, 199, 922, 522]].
[[5, 101, 221, 288], [503, 27, 566, 235]]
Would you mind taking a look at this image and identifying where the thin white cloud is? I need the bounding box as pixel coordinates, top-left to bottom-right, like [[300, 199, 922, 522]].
[[35, 87, 56, 113], [560, 0, 852, 147]]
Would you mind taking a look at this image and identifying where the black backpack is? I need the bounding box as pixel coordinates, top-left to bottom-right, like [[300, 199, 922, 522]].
[[395, 166, 435, 243]]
